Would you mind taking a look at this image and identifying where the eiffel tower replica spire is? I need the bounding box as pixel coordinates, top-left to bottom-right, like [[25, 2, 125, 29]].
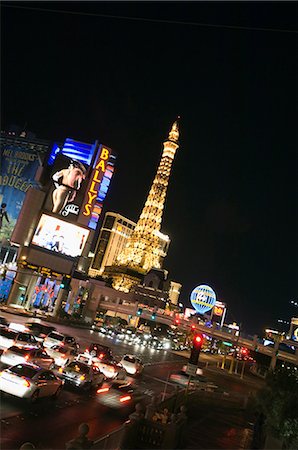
[[105, 119, 180, 292]]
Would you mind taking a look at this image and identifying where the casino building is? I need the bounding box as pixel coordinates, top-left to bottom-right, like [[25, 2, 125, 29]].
[[4, 136, 115, 311]]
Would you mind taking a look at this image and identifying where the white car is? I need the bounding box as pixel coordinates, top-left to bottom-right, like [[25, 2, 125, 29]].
[[0, 363, 63, 402], [0, 328, 39, 351], [120, 355, 144, 376], [76, 353, 120, 380], [46, 345, 78, 367], [58, 360, 104, 390], [0, 346, 55, 369], [43, 332, 78, 351]]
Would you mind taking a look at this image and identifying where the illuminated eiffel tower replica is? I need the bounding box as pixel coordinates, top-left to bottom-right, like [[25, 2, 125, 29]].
[[104, 119, 180, 292]]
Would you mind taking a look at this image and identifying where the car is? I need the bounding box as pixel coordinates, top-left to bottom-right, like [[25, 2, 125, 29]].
[[25, 322, 56, 342], [58, 360, 105, 390], [0, 328, 40, 351], [0, 316, 9, 328], [169, 370, 218, 391], [120, 355, 144, 376], [43, 332, 79, 351], [46, 345, 78, 367], [0, 363, 63, 402], [76, 352, 121, 380], [86, 343, 113, 360], [0, 346, 55, 369], [96, 380, 143, 408]]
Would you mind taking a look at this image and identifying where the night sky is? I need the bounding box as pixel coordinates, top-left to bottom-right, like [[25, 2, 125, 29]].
[[1, 2, 297, 335]]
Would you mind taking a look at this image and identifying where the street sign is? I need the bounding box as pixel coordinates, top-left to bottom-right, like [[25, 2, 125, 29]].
[[185, 363, 198, 376]]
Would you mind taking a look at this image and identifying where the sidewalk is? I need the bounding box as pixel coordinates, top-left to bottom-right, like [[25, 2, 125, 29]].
[[0, 305, 91, 329]]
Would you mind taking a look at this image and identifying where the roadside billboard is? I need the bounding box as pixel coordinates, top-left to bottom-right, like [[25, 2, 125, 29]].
[[0, 142, 45, 242]]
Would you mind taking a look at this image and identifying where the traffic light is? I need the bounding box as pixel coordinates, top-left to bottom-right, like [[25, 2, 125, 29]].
[[137, 307, 143, 316], [2, 269, 7, 281], [189, 333, 203, 365], [151, 312, 156, 320], [60, 276, 71, 290]]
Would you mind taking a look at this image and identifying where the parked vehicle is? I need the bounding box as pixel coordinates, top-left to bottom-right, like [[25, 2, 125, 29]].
[[0, 363, 63, 401], [0, 346, 55, 369]]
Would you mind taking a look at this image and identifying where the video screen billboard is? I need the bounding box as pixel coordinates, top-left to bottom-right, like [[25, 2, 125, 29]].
[[31, 214, 89, 258], [43, 154, 89, 221]]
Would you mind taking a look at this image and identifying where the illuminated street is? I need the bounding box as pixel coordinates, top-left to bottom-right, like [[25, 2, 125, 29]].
[[0, 312, 266, 449]]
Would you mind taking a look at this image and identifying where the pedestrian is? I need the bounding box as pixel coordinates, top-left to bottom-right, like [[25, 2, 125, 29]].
[[65, 423, 93, 449]]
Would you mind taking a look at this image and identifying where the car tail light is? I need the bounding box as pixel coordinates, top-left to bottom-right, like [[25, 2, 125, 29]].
[[119, 395, 131, 403], [61, 354, 66, 358], [24, 355, 30, 361], [85, 348, 89, 353], [22, 377, 30, 388], [97, 387, 109, 393], [99, 353, 104, 359], [80, 375, 85, 381]]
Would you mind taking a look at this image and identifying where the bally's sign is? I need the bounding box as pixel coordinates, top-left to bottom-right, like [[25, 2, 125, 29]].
[[79, 145, 111, 227]]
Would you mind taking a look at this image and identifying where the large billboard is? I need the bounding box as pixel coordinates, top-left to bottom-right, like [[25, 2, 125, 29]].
[[43, 154, 89, 221], [31, 214, 89, 258], [0, 141, 45, 242]]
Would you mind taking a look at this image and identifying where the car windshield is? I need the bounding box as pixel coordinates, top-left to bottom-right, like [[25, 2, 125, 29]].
[[67, 362, 89, 374], [8, 346, 33, 355], [123, 356, 136, 363], [0, 329, 17, 339], [9, 364, 39, 379], [48, 332, 64, 341]]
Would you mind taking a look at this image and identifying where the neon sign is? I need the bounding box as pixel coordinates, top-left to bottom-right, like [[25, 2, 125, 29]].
[[79, 146, 111, 226], [190, 284, 217, 314]]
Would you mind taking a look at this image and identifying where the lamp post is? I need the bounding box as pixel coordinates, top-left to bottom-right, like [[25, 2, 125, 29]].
[[229, 323, 241, 375]]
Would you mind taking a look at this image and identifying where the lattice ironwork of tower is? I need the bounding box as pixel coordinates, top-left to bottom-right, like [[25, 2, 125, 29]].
[[105, 120, 180, 292]]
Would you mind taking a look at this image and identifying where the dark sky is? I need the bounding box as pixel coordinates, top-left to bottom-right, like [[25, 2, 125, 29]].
[[1, 2, 297, 335]]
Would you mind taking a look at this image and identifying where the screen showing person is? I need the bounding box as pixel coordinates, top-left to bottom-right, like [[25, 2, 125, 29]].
[[32, 214, 89, 258], [51, 160, 87, 214]]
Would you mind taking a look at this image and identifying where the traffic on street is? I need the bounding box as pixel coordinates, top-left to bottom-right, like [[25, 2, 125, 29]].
[[0, 311, 264, 449]]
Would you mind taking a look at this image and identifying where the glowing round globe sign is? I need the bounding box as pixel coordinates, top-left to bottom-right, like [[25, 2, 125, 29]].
[[190, 284, 217, 315]]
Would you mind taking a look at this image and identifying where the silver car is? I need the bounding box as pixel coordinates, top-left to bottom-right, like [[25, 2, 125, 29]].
[[58, 360, 104, 390], [0, 363, 63, 402], [0, 346, 55, 369]]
